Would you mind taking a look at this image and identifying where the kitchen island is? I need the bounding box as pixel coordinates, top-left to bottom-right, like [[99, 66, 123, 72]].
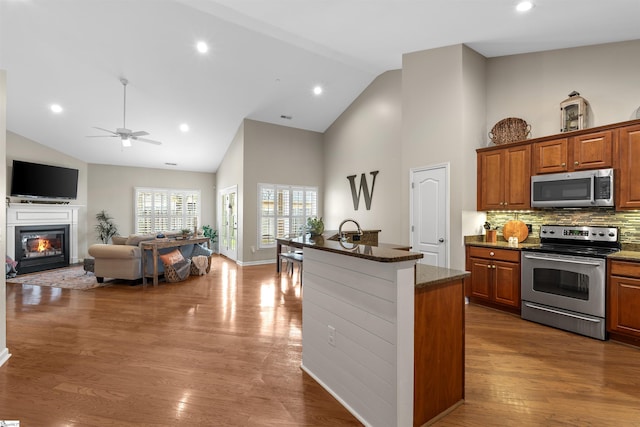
[[285, 234, 469, 427]]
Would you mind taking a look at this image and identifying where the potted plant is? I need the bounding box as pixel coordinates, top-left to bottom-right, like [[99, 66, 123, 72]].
[[202, 225, 218, 245], [95, 210, 119, 244], [181, 228, 192, 239], [306, 217, 324, 236]]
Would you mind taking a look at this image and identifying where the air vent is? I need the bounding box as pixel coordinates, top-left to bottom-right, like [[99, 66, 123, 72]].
[[280, 115, 292, 120], [165, 162, 177, 166]]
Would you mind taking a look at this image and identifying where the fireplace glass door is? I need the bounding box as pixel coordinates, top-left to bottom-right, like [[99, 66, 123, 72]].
[[15, 225, 70, 274]]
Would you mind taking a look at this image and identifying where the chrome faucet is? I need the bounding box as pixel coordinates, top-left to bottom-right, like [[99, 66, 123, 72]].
[[338, 219, 363, 242]]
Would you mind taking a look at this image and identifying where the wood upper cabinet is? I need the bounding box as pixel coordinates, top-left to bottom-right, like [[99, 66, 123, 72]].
[[608, 260, 640, 340], [532, 138, 569, 174], [617, 124, 640, 209], [533, 131, 613, 174], [477, 144, 531, 211], [465, 246, 521, 311]]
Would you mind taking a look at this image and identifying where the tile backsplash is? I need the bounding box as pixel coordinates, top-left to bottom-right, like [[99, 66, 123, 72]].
[[486, 209, 640, 244]]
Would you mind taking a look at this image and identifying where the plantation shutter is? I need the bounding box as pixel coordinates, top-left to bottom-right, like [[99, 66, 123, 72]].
[[134, 188, 201, 234]]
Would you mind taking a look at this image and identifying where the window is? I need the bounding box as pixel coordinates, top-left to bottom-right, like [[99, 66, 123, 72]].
[[135, 187, 201, 234], [258, 183, 318, 248]]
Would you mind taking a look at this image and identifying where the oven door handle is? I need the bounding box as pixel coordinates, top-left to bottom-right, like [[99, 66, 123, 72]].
[[523, 254, 601, 266], [523, 302, 602, 323]]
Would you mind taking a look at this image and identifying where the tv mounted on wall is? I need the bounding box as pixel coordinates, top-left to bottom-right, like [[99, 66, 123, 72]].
[[10, 160, 79, 200]]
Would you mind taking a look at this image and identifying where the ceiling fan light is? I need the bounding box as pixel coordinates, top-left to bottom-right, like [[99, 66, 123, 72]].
[[121, 137, 132, 147]]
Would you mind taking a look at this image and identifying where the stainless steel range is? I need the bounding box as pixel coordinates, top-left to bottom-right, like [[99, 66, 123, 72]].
[[521, 225, 621, 340]]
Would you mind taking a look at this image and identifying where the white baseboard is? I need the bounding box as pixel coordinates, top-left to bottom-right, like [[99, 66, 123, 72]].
[[300, 363, 372, 427], [0, 348, 12, 367], [236, 259, 276, 267]]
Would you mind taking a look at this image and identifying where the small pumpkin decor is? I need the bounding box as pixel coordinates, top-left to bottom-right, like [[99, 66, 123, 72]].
[[306, 217, 324, 236]]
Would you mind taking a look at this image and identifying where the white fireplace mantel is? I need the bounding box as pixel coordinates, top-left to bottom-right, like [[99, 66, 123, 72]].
[[7, 203, 81, 264]]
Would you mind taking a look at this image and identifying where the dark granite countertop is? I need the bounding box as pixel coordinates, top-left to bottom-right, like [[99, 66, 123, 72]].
[[608, 251, 640, 262], [415, 264, 470, 289], [464, 235, 540, 250], [465, 235, 640, 262], [280, 234, 422, 263]]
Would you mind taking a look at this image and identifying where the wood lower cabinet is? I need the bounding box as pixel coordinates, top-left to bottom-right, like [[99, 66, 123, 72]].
[[477, 144, 531, 211], [532, 130, 612, 174], [465, 246, 521, 313], [414, 278, 464, 426], [607, 260, 640, 345], [617, 124, 640, 209]]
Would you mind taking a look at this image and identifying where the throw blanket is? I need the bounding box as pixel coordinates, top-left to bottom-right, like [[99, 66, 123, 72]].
[[192, 255, 209, 275]]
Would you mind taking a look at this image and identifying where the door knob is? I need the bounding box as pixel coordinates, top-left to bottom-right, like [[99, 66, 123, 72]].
[[438, 238, 444, 243]]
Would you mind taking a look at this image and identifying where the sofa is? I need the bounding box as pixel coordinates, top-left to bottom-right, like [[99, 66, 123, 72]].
[[87, 233, 212, 283]]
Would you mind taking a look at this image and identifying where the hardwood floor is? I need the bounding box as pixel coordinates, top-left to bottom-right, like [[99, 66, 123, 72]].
[[436, 305, 640, 427], [2, 256, 640, 426]]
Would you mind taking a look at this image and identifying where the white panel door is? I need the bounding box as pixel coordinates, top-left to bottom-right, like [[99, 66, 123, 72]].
[[411, 165, 448, 267]]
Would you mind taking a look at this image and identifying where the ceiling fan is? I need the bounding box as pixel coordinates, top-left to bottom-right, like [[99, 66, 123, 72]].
[[87, 77, 162, 147]]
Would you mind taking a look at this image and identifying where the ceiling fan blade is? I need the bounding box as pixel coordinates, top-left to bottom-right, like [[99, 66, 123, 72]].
[[133, 136, 162, 145], [92, 126, 118, 135], [130, 130, 149, 137], [86, 135, 118, 138]]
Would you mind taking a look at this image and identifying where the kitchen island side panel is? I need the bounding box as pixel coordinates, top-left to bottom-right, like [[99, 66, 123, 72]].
[[301, 248, 416, 427]]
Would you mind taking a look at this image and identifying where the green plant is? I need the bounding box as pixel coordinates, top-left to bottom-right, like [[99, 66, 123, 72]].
[[95, 210, 119, 244], [306, 216, 324, 236], [181, 228, 192, 236], [202, 225, 218, 244]]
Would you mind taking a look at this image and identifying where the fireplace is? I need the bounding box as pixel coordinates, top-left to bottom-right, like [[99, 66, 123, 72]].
[[14, 225, 70, 274]]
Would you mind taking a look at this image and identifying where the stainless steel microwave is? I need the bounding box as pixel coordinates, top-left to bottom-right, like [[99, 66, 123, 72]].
[[531, 168, 614, 208]]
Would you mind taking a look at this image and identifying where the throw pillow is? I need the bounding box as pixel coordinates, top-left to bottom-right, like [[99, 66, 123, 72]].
[[192, 243, 213, 257], [159, 249, 185, 266], [111, 236, 127, 245], [125, 233, 156, 246]]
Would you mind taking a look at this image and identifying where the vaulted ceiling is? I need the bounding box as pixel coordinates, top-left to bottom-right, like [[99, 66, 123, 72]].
[[2, 0, 639, 172]]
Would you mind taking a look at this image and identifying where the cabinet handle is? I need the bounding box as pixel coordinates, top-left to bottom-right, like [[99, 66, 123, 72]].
[[489, 251, 495, 256], [561, 162, 566, 167], [504, 202, 508, 206], [499, 202, 504, 206], [574, 161, 580, 166]]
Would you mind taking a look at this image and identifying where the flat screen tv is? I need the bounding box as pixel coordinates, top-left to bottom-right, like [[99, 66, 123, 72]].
[[10, 160, 79, 200]]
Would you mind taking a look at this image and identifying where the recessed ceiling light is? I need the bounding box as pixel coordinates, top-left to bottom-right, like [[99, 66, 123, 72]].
[[196, 41, 209, 54], [313, 85, 323, 96], [179, 123, 190, 132], [50, 104, 63, 113], [516, 1, 534, 12]]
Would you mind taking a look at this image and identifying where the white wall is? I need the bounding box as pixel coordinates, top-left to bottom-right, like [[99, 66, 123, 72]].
[[87, 163, 216, 244], [487, 40, 640, 140], [324, 71, 403, 244], [6, 131, 89, 257], [243, 119, 324, 264]]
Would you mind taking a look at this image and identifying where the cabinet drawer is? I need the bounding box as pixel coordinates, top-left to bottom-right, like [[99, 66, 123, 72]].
[[468, 246, 520, 262], [609, 260, 640, 278]]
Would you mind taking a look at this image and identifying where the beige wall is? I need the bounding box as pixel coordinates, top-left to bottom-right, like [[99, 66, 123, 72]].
[[323, 70, 403, 243], [1, 70, 8, 363], [401, 45, 487, 269], [487, 40, 640, 140], [6, 131, 89, 257], [242, 119, 324, 264], [215, 122, 245, 260], [87, 163, 216, 245]]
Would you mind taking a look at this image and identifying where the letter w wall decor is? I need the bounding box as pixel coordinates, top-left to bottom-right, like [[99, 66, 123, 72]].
[[347, 171, 379, 210]]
